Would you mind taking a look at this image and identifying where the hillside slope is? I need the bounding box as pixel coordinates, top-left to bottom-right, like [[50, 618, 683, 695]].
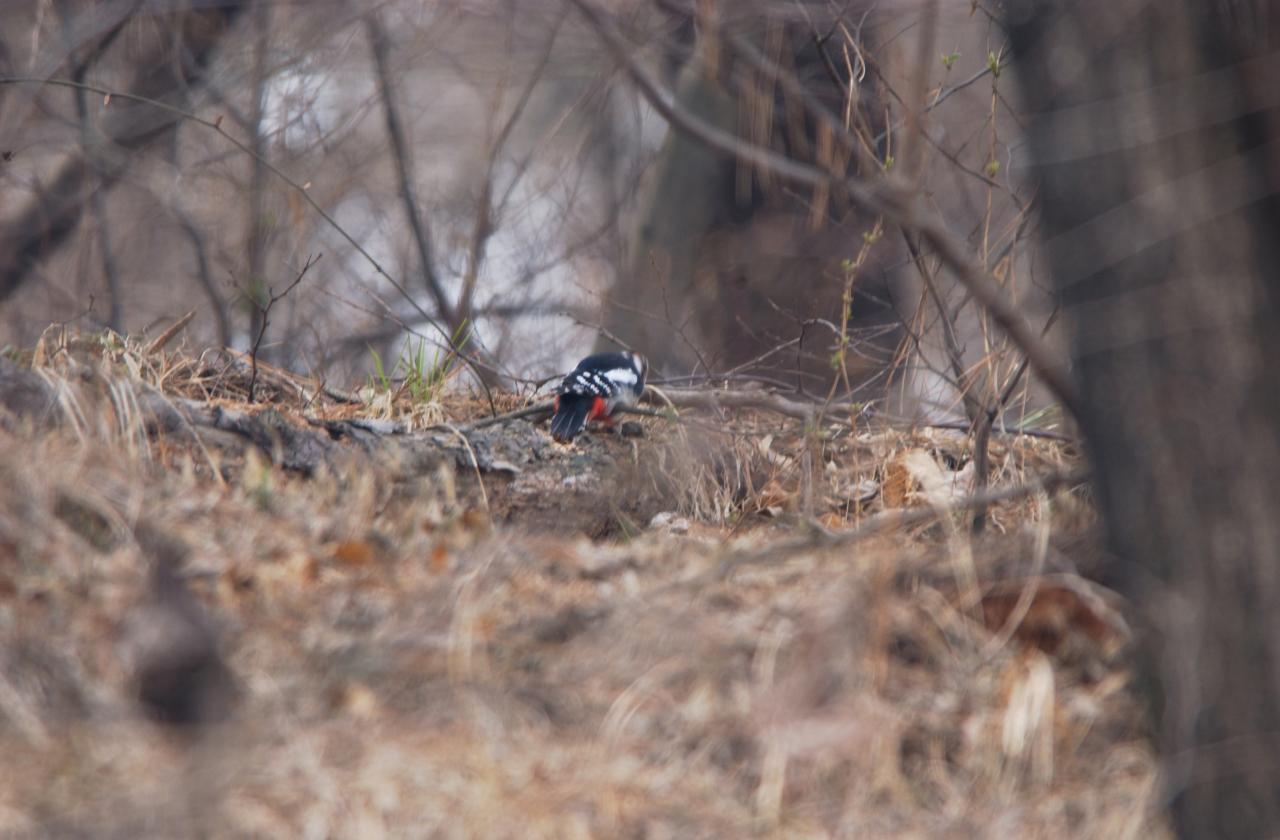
[[0, 328, 1162, 838]]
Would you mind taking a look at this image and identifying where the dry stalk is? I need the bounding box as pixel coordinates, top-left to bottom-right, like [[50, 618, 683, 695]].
[[144, 310, 196, 355]]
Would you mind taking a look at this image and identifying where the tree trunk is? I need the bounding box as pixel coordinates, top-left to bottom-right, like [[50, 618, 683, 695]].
[[603, 8, 897, 387], [604, 35, 737, 371], [1008, 1, 1280, 836]]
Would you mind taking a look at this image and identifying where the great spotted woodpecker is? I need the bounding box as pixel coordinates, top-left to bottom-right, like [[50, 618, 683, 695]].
[[550, 351, 648, 443]]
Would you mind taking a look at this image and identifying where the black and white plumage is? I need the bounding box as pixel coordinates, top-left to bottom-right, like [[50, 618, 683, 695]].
[[549, 351, 648, 443]]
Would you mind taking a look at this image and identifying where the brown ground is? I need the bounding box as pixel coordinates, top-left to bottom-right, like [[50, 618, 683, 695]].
[[0, 327, 1165, 838]]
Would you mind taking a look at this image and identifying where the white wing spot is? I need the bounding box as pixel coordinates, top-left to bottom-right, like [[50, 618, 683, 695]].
[[604, 369, 638, 387]]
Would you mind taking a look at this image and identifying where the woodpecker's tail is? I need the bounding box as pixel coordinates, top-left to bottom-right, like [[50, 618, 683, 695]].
[[550, 395, 597, 443]]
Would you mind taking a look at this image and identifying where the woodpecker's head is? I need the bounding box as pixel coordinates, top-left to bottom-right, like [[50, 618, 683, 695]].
[[623, 351, 648, 391]]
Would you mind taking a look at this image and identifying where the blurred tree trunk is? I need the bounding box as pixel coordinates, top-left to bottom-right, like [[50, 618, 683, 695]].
[[604, 35, 736, 371], [1008, 1, 1280, 837], [603, 8, 895, 386]]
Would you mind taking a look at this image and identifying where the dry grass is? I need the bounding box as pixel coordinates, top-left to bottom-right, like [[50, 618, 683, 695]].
[[0, 328, 1165, 839]]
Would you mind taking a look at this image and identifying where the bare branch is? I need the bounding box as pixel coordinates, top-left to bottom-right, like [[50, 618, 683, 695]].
[[458, 11, 565, 324], [645, 386, 817, 423], [171, 206, 231, 349], [901, 228, 983, 425], [364, 11, 453, 325], [242, 254, 320, 404]]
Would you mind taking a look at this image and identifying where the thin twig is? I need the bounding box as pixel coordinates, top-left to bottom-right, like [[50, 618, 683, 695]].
[[973, 307, 1061, 530], [901, 227, 984, 425], [172, 207, 230, 348], [242, 254, 319, 403], [645, 386, 816, 423], [459, 401, 555, 432], [457, 11, 565, 326], [460, 384, 820, 435], [562, 312, 637, 353]]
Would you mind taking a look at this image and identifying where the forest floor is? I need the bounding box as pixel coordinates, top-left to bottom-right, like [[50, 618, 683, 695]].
[[0, 326, 1164, 839]]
